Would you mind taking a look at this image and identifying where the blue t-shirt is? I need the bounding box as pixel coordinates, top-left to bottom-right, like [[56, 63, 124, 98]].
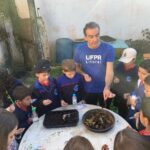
[[32, 77, 60, 117], [56, 73, 84, 104], [74, 42, 115, 93]]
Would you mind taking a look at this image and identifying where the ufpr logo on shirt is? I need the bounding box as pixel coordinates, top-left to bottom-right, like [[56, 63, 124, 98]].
[[85, 55, 102, 64]]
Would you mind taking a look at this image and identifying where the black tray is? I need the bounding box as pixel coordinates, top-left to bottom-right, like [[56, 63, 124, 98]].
[[43, 109, 79, 128], [82, 109, 115, 133]]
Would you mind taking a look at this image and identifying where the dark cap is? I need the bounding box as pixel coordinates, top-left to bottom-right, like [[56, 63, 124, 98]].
[[34, 59, 51, 73], [141, 97, 150, 120]]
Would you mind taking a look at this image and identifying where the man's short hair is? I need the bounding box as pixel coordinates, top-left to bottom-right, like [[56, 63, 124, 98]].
[[13, 86, 31, 100], [61, 59, 76, 72], [83, 22, 100, 36]]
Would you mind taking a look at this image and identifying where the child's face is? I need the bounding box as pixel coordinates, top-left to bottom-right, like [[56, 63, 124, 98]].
[[36, 72, 49, 82], [21, 96, 31, 106], [144, 83, 150, 97], [7, 126, 17, 146], [63, 71, 76, 79], [138, 67, 150, 82]]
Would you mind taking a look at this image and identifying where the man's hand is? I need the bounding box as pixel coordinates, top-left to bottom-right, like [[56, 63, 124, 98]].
[[103, 87, 115, 101], [61, 100, 68, 107], [43, 99, 52, 106], [83, 73, 92, 82]]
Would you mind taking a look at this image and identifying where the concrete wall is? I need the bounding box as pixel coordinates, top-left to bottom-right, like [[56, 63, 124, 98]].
[[34, 0, 150, 42], [15, 0, 30, 18]]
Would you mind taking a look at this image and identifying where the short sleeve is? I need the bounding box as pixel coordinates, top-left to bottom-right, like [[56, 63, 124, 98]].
[[106, 45, 115, 62]]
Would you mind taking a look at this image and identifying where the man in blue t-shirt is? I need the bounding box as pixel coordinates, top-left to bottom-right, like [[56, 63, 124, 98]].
[[74, 22, 115, 107]]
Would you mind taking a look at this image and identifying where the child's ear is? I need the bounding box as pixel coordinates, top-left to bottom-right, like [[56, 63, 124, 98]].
[[35, 73, 39, 78], [62, 70, 65, 74]]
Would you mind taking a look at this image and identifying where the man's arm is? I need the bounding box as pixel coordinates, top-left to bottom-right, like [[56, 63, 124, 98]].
[[76, 63, 85, 75], [76, 63, 91, 82], [105, 62, 114, 89], [103, 62, 114, 100]]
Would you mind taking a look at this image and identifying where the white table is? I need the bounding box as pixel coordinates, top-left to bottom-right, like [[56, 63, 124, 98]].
[[19, 104, 129, 150]]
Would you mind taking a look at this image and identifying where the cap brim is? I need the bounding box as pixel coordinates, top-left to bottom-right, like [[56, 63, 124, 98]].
[[119, 57, 132, 63]]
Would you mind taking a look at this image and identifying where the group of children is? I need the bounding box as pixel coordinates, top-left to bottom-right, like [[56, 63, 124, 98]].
[[0, 58, 86, 150], [0, 48, 150, 150], [31, 59, 85, 117], [112, 47, 150, 141]]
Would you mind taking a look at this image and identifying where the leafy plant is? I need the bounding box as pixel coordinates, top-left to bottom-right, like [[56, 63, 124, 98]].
[[125, 28, 150, 64]]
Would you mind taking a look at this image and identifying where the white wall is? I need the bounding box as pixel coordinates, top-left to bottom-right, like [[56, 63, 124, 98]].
[[34, 0, 150, 43], [15, 0, 30, 18]]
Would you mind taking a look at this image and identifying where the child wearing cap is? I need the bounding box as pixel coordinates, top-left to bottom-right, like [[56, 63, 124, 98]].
[[139, 97, 150, 140], [111, 48, 138, 118], [127, 59, 150, 129], [31, 59, 60, 117], [56, 59, 85, 106]]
